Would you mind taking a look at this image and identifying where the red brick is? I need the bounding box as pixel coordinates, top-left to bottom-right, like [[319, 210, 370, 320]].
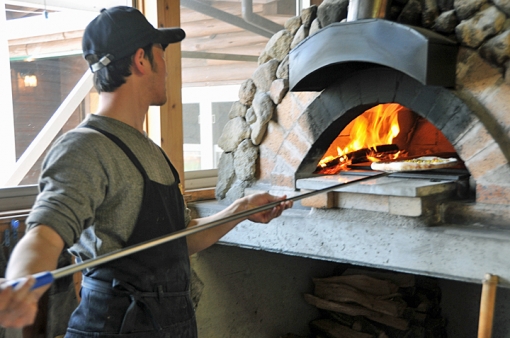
[[283, 128, 312, 160], [293, 91, 320, 109], [454, 122, 494, 162], [275, 93, 305, 131], [476, 183, 510, 205], [483, 81, 510, 130], [301, 191, 335, 208], [270, 173, 295, 188], [465, 142, 508, 180], [277, 142, 302, 170], [457, 48, 502, 97], [257, 145, 276, 183], [260, 121, 285, 154]]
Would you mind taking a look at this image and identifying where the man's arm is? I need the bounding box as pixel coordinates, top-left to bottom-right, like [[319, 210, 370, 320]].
[[186, 193, 292, 255], [0, 225, 64, 328]]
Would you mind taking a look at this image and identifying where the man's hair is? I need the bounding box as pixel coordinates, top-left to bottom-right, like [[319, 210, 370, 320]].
[[86, 44, 155, 93]]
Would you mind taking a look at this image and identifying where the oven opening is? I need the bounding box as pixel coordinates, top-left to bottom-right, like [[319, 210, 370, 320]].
[[314, 103, 465, 175]]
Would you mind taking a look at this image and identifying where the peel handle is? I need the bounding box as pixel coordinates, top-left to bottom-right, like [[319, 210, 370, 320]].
[[5, 271, 54, 290]]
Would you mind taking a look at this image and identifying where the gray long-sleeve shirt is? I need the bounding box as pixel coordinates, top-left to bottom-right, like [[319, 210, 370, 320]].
[[26, 114, 190, 264]]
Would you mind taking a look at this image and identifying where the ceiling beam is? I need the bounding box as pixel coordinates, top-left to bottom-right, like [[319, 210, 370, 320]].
[[5, 0, 132, 12]]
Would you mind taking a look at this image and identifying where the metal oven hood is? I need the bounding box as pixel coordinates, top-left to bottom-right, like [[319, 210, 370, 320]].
[[289, 19, 458, 91]]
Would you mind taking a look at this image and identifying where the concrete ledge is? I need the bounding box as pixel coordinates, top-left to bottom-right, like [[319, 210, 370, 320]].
[[296, 175, 457, 197], [296, 175, 457, 216], [191, 200, 510, 288]]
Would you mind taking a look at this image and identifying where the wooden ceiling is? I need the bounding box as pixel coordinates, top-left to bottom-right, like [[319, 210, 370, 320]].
[[7, 0, 296, 87], [5, 4, 50, 20]]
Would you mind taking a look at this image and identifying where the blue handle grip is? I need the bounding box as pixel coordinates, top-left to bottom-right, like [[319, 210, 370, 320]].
[[6, 271, 54, 290]]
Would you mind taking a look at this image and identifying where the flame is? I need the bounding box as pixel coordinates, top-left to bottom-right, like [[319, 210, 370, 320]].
[[348, 103, 402, 152], [367, 150, 405, 163], [317, 104, 407, 172]]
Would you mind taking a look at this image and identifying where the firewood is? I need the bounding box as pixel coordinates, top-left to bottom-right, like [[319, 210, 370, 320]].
[[304, 294, 410, 331], [423, 318, 447, 337], [314, 144, 400, 172], [352, 316, 389, 337], [341, 269, 416, 288], [310, 319, 375, 338], [326, 311, 356, 327], [313, 275, 400, 296], [402, 308, 427, 324], [403, 286, 441, 316], [377, 325, 425, 338], [314, 281, 407, 317]]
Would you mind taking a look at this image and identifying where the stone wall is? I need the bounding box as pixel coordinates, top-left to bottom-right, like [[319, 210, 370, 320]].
[[215, 0, 510, 203]]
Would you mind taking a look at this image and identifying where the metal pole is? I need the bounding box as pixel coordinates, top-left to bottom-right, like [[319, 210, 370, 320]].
[[53, 172, 389, 279], [10, 172, 389, 289]]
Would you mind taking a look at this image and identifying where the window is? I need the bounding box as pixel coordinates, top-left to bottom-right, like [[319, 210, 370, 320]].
[[182, 85, 240, 171], [0, 1, 130, 205], [0, 0, 301, 205], [179, 0, 298, 188]]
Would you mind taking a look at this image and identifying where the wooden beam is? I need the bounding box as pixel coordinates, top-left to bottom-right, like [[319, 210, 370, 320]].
[[181, 30, 267, 52], [157, 0, 185, 188], [9, 37, 82, 58], [182, 62, 257, 86], [478, 274, 499, 338], [8, 30, 83, 46], [180, 1, 266, 23]]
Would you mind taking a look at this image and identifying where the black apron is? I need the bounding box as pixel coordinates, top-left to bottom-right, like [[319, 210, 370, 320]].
[[65, 125, 197, 337]]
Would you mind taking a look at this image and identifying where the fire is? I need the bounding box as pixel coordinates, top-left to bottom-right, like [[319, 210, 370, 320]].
[[317, 104, 408, 173], [366, 150, 404, 163]]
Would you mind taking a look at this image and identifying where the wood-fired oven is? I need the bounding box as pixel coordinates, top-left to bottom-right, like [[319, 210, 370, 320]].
[[201, 0, 510, 291], [191, 0, 510, 336]]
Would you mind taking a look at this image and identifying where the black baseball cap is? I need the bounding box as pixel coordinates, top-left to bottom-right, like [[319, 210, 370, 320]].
[[82, 6, 185, 72]]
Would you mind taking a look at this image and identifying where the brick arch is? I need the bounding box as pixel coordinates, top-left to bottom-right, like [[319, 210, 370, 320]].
[[271, 67, 507, 197]]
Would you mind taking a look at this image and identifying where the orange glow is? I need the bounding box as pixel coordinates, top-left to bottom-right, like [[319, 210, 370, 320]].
[[366, 150, 404, 163], [317, 103, 406, 172]]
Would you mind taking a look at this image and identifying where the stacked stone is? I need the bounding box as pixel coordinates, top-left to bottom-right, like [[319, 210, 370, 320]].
[[215, 55, 290, 200], [216, 0, 510, 201], [215, 6, 320, 201]]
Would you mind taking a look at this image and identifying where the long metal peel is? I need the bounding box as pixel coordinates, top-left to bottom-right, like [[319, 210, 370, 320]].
[[8, 172, 389, 290]]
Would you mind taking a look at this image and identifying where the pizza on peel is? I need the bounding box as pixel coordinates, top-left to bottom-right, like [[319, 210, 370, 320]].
[[370, 156, 458, 173]]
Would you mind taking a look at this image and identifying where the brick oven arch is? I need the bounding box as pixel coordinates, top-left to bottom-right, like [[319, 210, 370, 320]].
[[268, 67, 509, 204]]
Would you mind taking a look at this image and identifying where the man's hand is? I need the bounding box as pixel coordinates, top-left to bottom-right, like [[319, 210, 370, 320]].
[[244, 193, 293, 224], [0, 277, 39, 328], [186, 192, 293, 255]]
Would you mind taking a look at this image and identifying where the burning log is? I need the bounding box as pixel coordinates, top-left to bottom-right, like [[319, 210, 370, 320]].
[[315, 144, 400, 174], [303, 269, 447, 338]]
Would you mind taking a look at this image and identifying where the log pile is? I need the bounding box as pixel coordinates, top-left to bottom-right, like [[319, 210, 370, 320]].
[[302, 269, 447, 338]]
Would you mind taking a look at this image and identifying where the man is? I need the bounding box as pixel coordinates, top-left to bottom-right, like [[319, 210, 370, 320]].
[[0, 6, 292, 337]]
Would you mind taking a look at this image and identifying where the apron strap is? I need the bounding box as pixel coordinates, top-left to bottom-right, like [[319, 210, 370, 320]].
[[112, 279, 163, 333], [82, 277, 190, 333]]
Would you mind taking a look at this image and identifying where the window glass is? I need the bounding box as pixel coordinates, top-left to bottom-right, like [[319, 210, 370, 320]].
[[1, 0, 300, 191], [1, 1, 130, 188], [182, 85, 239, 171], [183, 103, 201, 170], [180, 0, 297, 172], [10, 56, 89, 185]]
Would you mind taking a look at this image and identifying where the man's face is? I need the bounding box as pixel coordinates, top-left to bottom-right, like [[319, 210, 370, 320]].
[[148, 43, 167, 106]]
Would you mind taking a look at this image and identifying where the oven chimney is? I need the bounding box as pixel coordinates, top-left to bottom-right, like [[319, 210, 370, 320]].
[[346, 0, 391, 21], [289, 0, 458, 91]]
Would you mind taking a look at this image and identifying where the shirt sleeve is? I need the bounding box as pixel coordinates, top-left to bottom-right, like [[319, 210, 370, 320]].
[[26, 131, 109, 248]]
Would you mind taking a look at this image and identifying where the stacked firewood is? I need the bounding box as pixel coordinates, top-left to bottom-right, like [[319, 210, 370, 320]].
[[302, 269, 447, 338]]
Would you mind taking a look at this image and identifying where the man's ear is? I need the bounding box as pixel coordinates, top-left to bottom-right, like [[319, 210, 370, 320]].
[[131, 48, 148, 75]]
